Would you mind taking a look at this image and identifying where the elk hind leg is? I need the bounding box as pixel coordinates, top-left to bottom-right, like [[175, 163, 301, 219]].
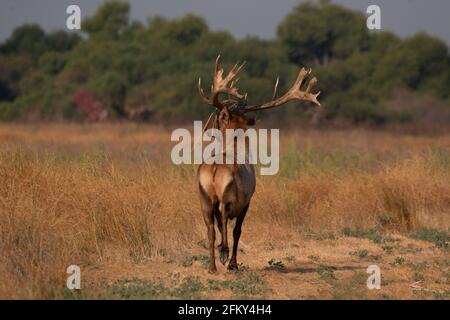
[[218, 202, 231, 265], [199, 185, 217, 273], [228, 203, 249, 271], [213, 202, 223, 251]]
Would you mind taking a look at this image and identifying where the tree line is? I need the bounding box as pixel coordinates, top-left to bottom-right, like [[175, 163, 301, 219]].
[[0, 0, 449, 126]]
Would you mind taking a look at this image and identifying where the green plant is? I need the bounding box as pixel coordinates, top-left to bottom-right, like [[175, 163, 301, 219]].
[[317, 264, 337, 281], [102, 278, 166, 299], [390, 257, 406, 266], [412, 272, 425, 282], [206, 272, 268, 297], [349, 249, 369, 259], [181, 255, 210, 268], [97, 277, 207, 300], [342, 228, 382, 243], [171, 277, 206, 299], [398, 244, 422, 254], [409, 262, 428, 272], [284, 255, 295, 262], [413, 229, 449, 250], [268, 259, 285, 269], [432, 290, 450, 300]]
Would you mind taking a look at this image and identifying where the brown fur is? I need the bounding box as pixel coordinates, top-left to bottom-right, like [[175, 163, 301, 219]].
[[198, 109, 255, 272]]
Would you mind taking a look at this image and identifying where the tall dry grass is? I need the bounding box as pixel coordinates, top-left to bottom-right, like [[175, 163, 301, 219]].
[[0, 124, 449, 298]]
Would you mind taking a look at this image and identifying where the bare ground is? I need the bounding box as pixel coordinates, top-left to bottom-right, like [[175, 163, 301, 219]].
[[76, 232, 449, 300]]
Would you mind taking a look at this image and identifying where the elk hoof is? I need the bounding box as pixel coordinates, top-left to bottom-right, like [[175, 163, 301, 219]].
[[228, 262, 238, 271], [220, 248, 229, 265], [208, 266, 217, 274]]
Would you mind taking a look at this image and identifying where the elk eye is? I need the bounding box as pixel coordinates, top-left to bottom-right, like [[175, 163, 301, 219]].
[[247, 118, 255, 126]]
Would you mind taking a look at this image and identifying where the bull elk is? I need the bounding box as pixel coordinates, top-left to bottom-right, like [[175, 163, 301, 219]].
[[197, 56, 321, 273]]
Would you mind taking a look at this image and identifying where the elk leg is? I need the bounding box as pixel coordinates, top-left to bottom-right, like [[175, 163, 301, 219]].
[[228, 203, 249, 271], [219, 202, 230, 265], [213, 204, 223, 251], [203, 213, 217, 273], [199, 186, 217, 273]]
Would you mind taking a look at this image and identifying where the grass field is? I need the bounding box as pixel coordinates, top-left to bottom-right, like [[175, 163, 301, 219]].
[[0, 123, 449, 299]]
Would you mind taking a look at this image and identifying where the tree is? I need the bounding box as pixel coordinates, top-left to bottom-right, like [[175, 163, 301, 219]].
[[158, 14, 208, 46], [94, 71, 128, 117], [0, 1, 449, 125], [82, 1, 130, 40], [0, 24, 47, 61], [372, 33, 449, 94], [45, 31, 81, 52], [278, 0, 369, 65]]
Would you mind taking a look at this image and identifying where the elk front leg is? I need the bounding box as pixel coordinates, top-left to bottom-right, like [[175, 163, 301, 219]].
[[228, 203, 249, 271], [219, 202, 229, 265], [207, 221, 217, 273]]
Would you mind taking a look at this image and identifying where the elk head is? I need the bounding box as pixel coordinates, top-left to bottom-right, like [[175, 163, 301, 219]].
[[198, 55, 321, 131]]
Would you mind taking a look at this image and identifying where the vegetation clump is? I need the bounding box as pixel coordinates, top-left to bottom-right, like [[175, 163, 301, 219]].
[[0, 1, 449, 128]]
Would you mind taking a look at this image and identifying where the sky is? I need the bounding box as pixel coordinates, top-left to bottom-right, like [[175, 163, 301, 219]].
[[1, 0, 450, 46]]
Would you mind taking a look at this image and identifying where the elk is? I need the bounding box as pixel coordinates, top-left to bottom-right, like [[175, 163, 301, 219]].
[[197, 56, 321, 273]]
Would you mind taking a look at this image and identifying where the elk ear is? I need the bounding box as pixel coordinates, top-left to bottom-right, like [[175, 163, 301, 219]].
[[218, 108, 230, 126]]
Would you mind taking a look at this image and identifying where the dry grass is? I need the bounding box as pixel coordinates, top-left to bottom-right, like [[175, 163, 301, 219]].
[[0, 123, 449, 299]]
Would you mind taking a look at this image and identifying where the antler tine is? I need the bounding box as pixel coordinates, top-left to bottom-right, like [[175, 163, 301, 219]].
[[293, 68, 309, 91], [197, 55, 247, 109], [198, 78, 211, 105], [199, 58, 321, 111], [304, 76, 321, 106], [242, 66, 321, 113], [221, 62, 244, 90], [214, 55, 221, 74], [272, 76, 280, 100], [309, 89, 321, 106], [305, 77, 317, 93], [232, 61, 246, 76]]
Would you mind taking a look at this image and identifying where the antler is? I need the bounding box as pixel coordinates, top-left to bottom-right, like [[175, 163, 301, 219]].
[[198, 55, 246, 109], [241, 67, 321, 113]]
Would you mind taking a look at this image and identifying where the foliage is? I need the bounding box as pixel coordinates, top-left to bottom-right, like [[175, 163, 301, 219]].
[[413, 229, 449, 250], [278, 0, 370, 64], [0, 1, 449, 124]]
